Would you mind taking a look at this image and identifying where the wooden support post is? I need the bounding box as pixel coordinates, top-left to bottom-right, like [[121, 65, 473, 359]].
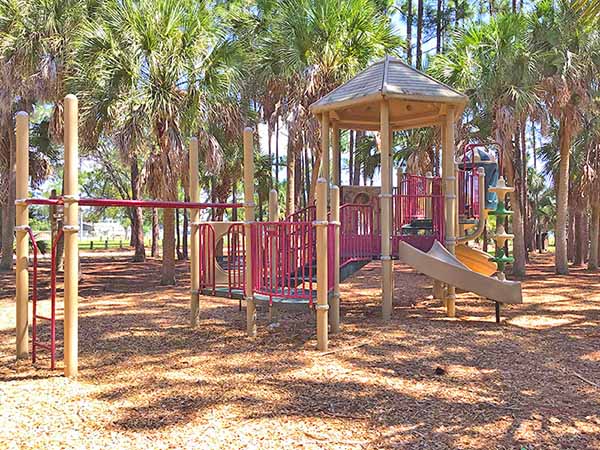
[[15, 111, 29, 359], [331, 122, 340, 187], [189, 137, 200, 327], [320, 114, 330, 203], [330, 185, 341, 333], [380, 101, 393, 320], [268, 188, 278, 322], [315, 178, 329, 350], [243, 128, 257, 337], [63, 94, 79, 377], [443, 109, 456, 318]]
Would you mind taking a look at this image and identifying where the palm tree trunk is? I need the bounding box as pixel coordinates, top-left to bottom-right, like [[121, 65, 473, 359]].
[[574, 209, 584, 266], [504, 160, 526, 276], [436, 0, 443, 53], [406, 0, 413, 63], [589, 204, 599, 270], [286, 137, 296, 216], [151, 208, 159, 257], [182, 195, 189, 259], [348, 130, 355, 185], [555, 118, 571, 274], [0, 130, 16, 271], [161, 207, 176, 285], [275, 120, 280, 186], [567, 208, 575, 262], [416, 0, 424, 70], [130, 159, 146, 262], [353, 131, 363, 185]]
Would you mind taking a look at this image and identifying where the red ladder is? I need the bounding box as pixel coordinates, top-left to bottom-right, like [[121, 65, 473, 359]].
[[29, 228, 60, 369]]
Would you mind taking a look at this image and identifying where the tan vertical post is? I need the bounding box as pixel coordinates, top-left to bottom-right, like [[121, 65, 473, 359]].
[[15, 112, 29, 359], [443, 108, 457, 317], [331, 122, 340, 187], [320, 114, 330, 189], [189, 137, 200, 327], [243, 128, 257, 336], [329, 185, 340, 333], [315, 178, 329, 350], [425, 171, 433, 218], [380, 101, 393, 320], [63, 94, 79, 377]]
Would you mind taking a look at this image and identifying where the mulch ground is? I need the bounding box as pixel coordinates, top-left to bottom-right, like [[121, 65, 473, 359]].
[[0, 252, 599, 449]]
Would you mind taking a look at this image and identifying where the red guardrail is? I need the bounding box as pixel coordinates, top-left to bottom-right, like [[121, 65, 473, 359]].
[[339, 204, 376, 266], [226, 223, 245, 297], [252, 221, 315, 306], [30, 227, 60, 369], [199, 224, 216, 295], [458, 169, 480, 219]]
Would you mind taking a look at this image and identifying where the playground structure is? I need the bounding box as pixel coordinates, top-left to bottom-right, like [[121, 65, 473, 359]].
[[14, 56, 522, 378]]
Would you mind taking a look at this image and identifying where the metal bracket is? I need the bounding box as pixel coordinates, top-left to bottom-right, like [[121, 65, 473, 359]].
[[14, 225, 29, 232], [62, 225, 80, 232], [312, 220, 328, 226], [14, 198, 28, 205], [378, 193, 393, 198], [244, 202, 256, 208], [329, 221, 341, 226], [315, 304, 329, 311], [380, 255, 392, 261]]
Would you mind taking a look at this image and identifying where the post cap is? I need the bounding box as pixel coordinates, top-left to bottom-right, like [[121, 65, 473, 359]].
[[244, 126, 253, 133], [16, 111, 28, 118]]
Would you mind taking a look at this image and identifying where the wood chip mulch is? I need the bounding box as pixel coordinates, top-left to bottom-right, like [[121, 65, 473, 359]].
[[1, 252, 599, 449]]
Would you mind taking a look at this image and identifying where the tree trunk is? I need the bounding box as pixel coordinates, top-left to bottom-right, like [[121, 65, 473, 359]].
[[574, 209, 584, 266], [161, 207, 176, 285], [590, 205, 600, 270], [0, 129, 16, 271], [504, 160, 526, 276], [353, 131, 363, 185], [416, 0, 424, 70], [348, 130, 355, 185], [436, 0, 443, 53], [151, 208, 159, 257], [130, 159, 146, 262], [286, 136, 296, 216], [567, 209, 575, 262], [406, 0, 413, 64], [555, 118, 571, 274], [176, 208, 184, 260], [275, 120, 280, 186], [182, 196, 189, 259]]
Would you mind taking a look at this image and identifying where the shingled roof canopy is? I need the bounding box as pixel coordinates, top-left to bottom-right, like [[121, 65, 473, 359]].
[[310, 55, 468, 131]]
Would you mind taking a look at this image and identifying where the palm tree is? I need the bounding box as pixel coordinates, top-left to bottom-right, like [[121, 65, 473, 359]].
[[530, 0, 600, 273], [73, 0, 236, 284], [0, 0, 93, 270], [429, 12, 542, 276], [252, 0, 401, 213]]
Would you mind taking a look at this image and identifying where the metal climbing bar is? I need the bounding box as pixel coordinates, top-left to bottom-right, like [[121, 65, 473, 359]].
[[26, 197, 243, 210]]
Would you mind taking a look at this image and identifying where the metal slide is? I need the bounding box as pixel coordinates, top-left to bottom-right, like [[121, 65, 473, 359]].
[[397, 241, 523, 304]]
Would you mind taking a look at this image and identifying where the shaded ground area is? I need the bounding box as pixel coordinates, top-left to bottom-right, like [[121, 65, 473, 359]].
[[0, 252, 599, 449]]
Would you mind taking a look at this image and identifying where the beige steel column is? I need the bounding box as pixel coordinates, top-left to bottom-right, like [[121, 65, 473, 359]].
[[315, 178, 329, 350], [443, 109, 457, 317], [189, 137, 200, 327], [15, 112, 29, 359], [63, 94, 79, 377], [243, 128, 257, 336], [380, 101, 393, 320], [331, 122, 340, 187], [329, 185, 340, 333], [320, 114, 330, 194]]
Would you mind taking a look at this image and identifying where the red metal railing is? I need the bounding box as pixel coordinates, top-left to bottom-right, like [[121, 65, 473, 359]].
[[458, 169, 480, 219], [252, 221, 315, 306], [26, 197, 243, 210], [30, 228, 60, 369], [198, 224, 216, 295], [285, 205, 316, 223], [392, 174, 445, 252], [226, 223, 245, 296], [339, 204, 376, 266]]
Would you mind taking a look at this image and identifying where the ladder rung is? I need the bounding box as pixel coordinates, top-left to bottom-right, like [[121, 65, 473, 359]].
[[35, 315, 52, 321]]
